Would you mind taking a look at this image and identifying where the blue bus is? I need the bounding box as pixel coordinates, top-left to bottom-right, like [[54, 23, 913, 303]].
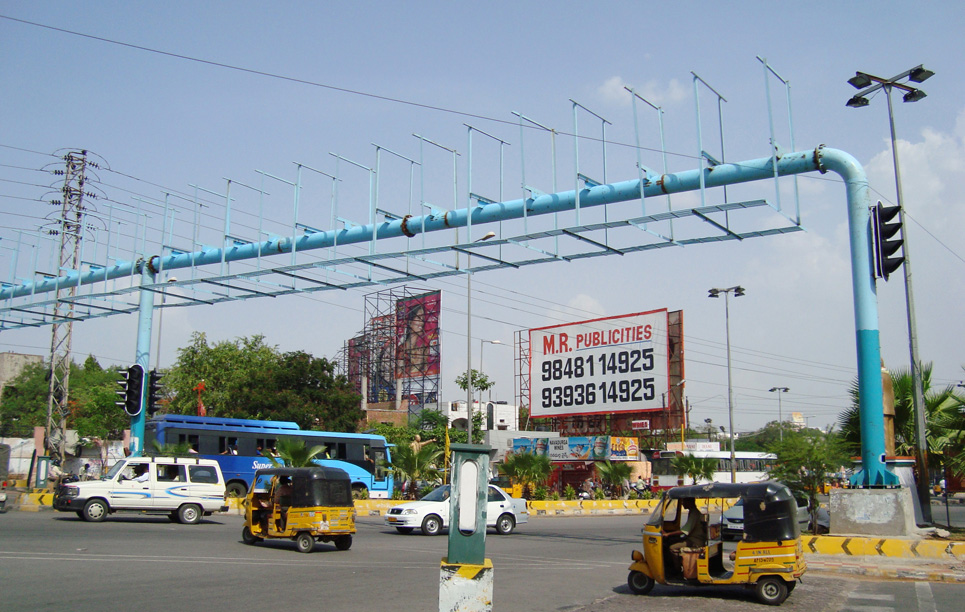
[[145, 415, 393, 498]]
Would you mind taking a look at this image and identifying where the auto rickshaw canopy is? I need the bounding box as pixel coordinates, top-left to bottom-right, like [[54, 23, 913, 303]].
[[252, 466, 353, 508], [660, 481, 800, 543]]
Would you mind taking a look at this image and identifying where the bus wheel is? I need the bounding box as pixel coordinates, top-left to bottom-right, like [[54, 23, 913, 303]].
[[296, 532, 315, 553], [755, 577, 789, 606], [334, 535, 352, 551], [226, 482, 247, 498], [627, 571, 654, 595]]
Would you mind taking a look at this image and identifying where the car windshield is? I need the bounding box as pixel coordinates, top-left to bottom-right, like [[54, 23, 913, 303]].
[[420, 485, 450, 502], [104, 461, 127, 480]]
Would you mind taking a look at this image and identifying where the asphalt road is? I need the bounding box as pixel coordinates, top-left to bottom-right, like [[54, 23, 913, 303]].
[[1, 511, 963, 612]]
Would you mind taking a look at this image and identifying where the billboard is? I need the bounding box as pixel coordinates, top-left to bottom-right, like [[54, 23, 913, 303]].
[[395, 290, 441, 380], [512, 436, 639, 461], [529, 309, 669, 417]]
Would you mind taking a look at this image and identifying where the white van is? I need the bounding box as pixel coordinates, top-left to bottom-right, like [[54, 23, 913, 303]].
[[54, 456, 228, 524]]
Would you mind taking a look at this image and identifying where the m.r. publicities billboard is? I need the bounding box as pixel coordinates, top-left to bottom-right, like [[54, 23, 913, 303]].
[[529, 309, 668, 417]]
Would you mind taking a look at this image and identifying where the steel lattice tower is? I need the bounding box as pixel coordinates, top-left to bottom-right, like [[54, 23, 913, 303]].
[[45, 150, 89, 463]]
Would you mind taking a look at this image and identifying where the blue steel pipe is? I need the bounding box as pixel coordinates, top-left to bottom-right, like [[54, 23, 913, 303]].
[[2, 146, 895, 485]]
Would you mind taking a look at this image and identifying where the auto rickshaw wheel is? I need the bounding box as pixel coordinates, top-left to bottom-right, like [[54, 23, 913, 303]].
[[627, 570, 655, 595], [755, 577, 789, 606], [296, 532, 315, 553], [242, 526, 261, 545], [334, 535, 352, 551]]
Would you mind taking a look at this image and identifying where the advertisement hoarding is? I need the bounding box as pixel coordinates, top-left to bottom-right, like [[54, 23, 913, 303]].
[[529, 309, 669, 417], [395, 291, 441, 380], [512, 436, 639, 461]]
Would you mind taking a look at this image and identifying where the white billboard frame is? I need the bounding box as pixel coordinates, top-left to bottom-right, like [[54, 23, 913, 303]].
[[528, 308, 670, 418]]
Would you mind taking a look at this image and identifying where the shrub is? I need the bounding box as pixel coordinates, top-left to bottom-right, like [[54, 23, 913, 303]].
[[550, 490, 561, 501], [594, 487, 606, 500], [563, 484, 577, 500], [531, 485, 548, 501]]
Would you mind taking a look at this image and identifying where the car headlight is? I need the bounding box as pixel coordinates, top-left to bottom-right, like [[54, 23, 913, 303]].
[[401, 508, 419, 515], [61, 486, 79, 498]]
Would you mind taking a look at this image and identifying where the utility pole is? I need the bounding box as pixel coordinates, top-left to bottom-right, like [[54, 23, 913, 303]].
[[45, 150, 92, 464]]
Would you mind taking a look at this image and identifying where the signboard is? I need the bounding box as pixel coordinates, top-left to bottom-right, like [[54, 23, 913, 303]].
[[395, 291, 441, 380], [631, 419, 650, 430], [512, 436, 639, 461], [529, 309, 669, 417], [666, 441, 721, 452]]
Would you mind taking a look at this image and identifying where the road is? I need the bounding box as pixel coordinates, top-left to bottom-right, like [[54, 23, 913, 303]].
[[0, 511, 962, 611]]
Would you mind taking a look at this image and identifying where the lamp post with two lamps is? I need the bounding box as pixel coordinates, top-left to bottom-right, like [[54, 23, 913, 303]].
[[769, 386, 789, 441], [846, 64, 933, 520], [465, 232, 496, 444], [708, 285, 745, 483]]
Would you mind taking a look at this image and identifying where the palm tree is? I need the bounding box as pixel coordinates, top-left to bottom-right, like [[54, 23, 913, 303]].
[[390, 442, 443, 499], [595, 460, 633, 497], [671, 454, 718, 485], [839, 364, 961, 457], [263, 437, 327, 468], [499, 452, 553, 499]]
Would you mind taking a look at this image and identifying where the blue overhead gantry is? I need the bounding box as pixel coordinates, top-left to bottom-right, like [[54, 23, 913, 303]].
[[0, 145, 895, 487]]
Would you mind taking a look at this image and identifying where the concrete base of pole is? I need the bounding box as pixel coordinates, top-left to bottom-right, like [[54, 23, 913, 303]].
[[439, 557, 493, 612], [830, 487, 919, 536]]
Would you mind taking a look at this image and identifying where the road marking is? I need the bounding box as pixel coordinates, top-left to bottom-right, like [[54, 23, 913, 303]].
[[915, 581, 936, 612], [848, 593, 895, 601]]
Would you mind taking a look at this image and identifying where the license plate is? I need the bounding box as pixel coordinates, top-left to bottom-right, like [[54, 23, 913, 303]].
[[387, 516, 397, 522]]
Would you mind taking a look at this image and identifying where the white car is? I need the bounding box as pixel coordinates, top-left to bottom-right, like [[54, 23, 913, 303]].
[[384, 484, 528, 535]]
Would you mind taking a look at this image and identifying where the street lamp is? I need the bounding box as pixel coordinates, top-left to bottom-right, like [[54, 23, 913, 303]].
[[708, 285, 745, 483], [769, 386, 789, 441], [847, 64, 933, 520], [479, 339, 501, 406], [466, 231, 496, 444]]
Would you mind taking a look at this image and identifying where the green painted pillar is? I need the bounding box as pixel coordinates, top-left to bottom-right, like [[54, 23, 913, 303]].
[[446, 443, 490, 565]]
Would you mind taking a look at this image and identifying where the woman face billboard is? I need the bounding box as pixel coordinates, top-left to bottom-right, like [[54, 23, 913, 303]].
[[396, 291, 441, 379]]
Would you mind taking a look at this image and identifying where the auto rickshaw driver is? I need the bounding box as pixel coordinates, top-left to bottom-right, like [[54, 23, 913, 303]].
[[663, 497, 707, 578]]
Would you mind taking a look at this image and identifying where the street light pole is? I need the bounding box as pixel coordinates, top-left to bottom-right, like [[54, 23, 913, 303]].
[[709, 285, 745, 483], [769, 386, 789, 441], [154, 276, 177, 367], [847, 65, 933, 521], [465, 232, 496, 445], [479, 339, 501, 406]]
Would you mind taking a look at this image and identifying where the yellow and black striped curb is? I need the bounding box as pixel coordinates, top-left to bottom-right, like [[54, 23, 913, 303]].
[[804, 535, 965, 560]]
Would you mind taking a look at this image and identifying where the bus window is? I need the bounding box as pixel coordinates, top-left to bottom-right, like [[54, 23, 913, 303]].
[[219, 436, 239, 454], [331, 442, 347, 460], [178, 434, 200, 453], [256, 439, 277, 454]]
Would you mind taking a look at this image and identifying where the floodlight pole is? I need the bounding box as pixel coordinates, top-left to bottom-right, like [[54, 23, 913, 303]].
[[847, 65, 932, 521], [709, 286, 744, 483], [769, 386, 789, 441], [465, 233, 496, 445]]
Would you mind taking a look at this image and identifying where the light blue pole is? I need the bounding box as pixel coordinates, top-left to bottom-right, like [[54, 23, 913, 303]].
[[129, 263, 156, 456]]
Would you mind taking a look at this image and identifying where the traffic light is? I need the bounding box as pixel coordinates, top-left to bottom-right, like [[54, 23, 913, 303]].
[[117, 364, 144, 417], [146, 369, 163, 416], [872, 202, 905, 280]]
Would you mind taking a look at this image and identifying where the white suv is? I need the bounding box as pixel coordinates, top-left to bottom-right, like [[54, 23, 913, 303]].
[[54, 457, 228, 524]]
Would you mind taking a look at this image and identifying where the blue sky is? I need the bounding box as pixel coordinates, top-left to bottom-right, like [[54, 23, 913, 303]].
[[2, 1, 964, 433]]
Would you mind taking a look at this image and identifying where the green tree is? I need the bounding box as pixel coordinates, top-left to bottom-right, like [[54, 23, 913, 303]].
[[0, 357, 128, 441], [595, 460, 633, 496], [671, 454, 718, 485], [455, 368, 494, 398], [766, 428, 850, 531], [390, 441, 443, 499], [499, 451, 553, 499], [839, 364, 962, 458], [263, 438, 327, 468], [164, 333, 362, 431], [734, 421, 790, 453]]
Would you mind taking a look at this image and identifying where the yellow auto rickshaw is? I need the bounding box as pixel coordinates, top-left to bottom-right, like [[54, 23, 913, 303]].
[[242, 466, 355, 553], [628, 482, 806, 606]]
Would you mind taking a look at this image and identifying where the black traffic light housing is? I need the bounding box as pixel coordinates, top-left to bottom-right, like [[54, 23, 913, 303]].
[[872, 202, 905, 280], [117, 364, 144, 417], [147, 369, 163, 416]]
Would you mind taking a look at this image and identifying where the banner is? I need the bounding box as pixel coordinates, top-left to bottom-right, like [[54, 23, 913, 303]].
[[529, 309, 669, 417], [395, 291, 441, 380], [511, 436, 638, 461]]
